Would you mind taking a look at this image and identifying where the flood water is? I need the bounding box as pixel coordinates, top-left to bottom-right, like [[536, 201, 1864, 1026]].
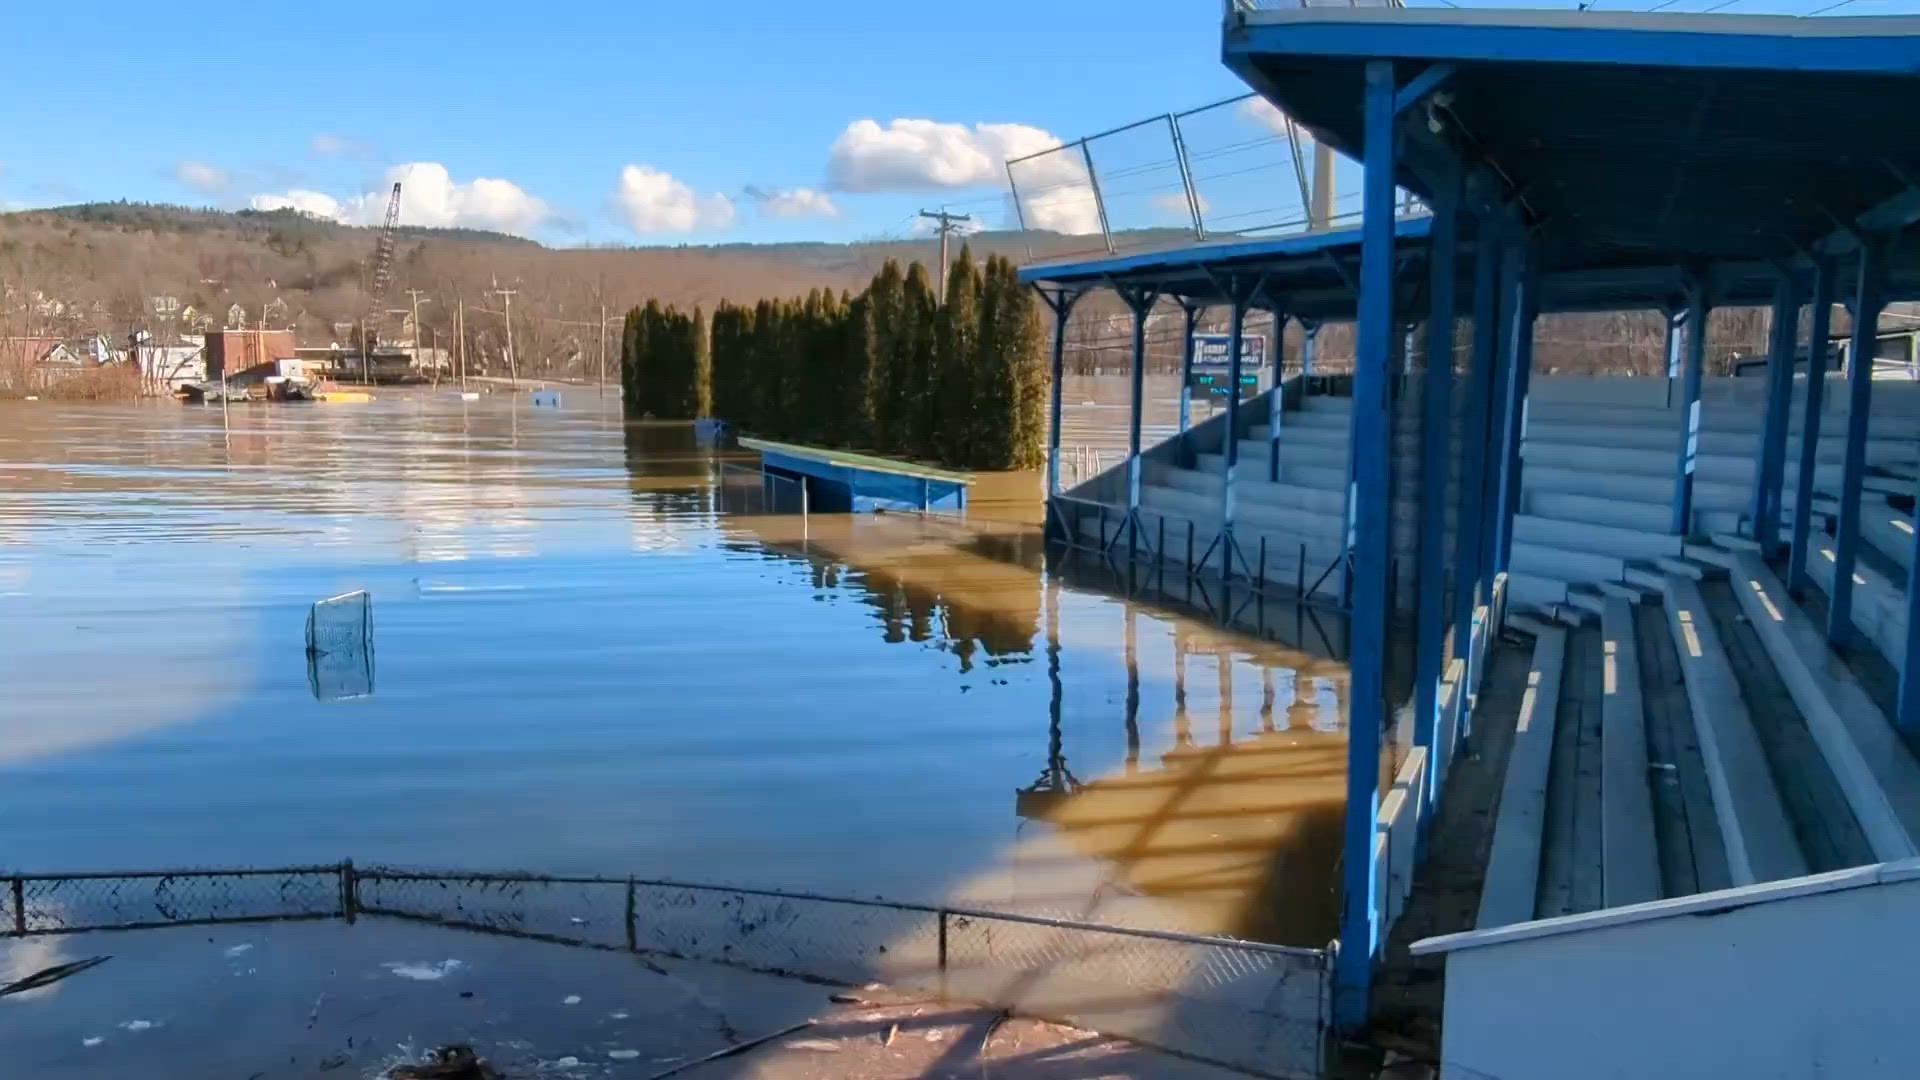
[[0, 391, 1351, 946]]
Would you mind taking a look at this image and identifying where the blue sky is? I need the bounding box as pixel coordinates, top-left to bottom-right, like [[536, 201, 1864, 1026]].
[[0, 0, 1898, 247], [0, 0, 1251, 245]]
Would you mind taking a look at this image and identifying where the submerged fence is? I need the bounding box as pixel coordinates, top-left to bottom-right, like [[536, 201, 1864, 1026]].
[[5, 863, 1330, 1079]]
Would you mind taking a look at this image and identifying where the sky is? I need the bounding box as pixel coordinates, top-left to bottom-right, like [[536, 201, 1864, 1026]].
[[0, 0, 1900, 248]]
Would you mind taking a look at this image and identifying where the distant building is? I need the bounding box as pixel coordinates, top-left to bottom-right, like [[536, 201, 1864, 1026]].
[[225, 303, 247, 329], [151, 295, 181, 317], [204, 329, 297, 383], [1, 337, 86, 391]]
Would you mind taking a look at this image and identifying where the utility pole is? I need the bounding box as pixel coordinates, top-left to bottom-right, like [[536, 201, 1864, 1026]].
[[455, 297, 466, 390], [599, 300, 608, 394], [490, 282, 519, 385], [405, 288, 431, 378], [919, 208, 972, 298]]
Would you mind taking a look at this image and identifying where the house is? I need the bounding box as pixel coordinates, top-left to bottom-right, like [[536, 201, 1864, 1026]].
[[225, 302, 247, 329], [131, 335, 206, 392], [1, 337, 86, 392], [151, 295, 181, 317]]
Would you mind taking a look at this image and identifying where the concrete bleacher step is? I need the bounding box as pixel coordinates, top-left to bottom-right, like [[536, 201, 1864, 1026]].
[[1566, 585, 1608, 618], [1599, 597, 1663, 906], [1524, 441, 1677, 476], [1660, 577, 1809, 886], [1802, 535, 1907, 673], [1655, 554, 1721, 581], [1624, 560, 1668, 592], [1477, 624, 1569, 929], [1524, 490, 1672, 533], [1860, 506, 1917, 574], [1510, 541, 1627, 585], [1513, 514, 1687, 562], [1729, 555, 1920, 862]]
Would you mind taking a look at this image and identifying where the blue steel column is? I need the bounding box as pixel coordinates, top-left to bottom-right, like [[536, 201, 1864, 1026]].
[[1043, 289, 1076, 499], [1301, 321, 1320, 376], [1453, 212, 1502, 638], [1220, 292, 1249, 579], [1178, 302, 1201, 437], [1752, 277, 1800, 552], [1829, 243, 1886, 648], [1788, 260, 1835, 593], [1477, 244, 1515, 602], [1268, 310, 1289, 482], [1497, 249, 1537, 573], [1671, 277, 1709, 536], [1123, 289, 1155, 550], [1334, 59, 1395, 1033], [1488, 234, 1530, 578], [1413, 175, 1460, 799]]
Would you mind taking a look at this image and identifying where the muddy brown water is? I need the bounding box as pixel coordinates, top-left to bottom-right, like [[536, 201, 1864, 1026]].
[[0, 385, 1348, 947]]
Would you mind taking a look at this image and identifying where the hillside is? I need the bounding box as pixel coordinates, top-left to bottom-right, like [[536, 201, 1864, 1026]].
[[1, 201, 1169, 380]]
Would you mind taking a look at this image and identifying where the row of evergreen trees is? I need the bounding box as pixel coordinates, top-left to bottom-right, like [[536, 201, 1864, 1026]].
[[619, 249, 1047, 471]]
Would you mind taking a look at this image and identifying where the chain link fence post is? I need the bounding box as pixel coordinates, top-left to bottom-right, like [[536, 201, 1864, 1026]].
[[340, 860, 357, 924], [625, 877, 638, 953], [937, 908, 950, 999], [10, 877, 23, 935]]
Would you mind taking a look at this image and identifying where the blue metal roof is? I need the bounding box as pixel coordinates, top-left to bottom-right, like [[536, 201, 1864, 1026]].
[[1223, 9, 1920, 271]]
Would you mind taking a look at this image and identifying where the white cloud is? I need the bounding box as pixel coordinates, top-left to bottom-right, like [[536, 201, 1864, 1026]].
[[612, 165, 736, 234], [174, 160, 230, 195], [745, 185, 838, 219], [310, 132, 374, 160], [248, 162, 551, 235], [1238, 97, 1290, 137], [250, 189, 343, 219], [1153, 191, 1209, 219], [826, 118, 1067, 192]]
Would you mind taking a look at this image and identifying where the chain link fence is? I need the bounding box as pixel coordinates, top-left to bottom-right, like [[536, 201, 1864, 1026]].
[[5, 864, 1329, 1078], [9, 866, 347, 934]]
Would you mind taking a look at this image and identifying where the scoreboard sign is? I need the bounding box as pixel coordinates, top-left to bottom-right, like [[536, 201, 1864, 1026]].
[[1190, 333, 1266, 398]]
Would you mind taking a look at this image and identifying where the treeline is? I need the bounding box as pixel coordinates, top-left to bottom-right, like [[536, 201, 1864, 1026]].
[[620, 248, 1048, 471]]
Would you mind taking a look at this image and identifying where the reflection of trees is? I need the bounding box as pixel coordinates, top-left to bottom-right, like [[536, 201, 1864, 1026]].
[[722, 514, 1045, 668]]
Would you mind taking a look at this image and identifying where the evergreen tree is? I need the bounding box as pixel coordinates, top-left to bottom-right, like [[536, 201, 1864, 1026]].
[[935, 247, 982, 468], [899, 261, 938, 458]]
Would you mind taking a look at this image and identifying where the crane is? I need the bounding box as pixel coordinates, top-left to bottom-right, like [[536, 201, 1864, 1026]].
[[358, 181, 403, 381]]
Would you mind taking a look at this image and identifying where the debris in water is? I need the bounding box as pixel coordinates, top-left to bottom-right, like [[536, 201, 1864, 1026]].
[[82, 1037, 103, 1048], [118, 1020, 159, 1032], [884, 1024, 898, 1047], [562, 994, 582, 1005], [554, 1057, 580, 1068], [224, 943, 254, 957], [609, 1011, 629, 1020], [1, 955, 110, 998], [318, 1052, 350, 1072], [607, 1049, 640, 1060], [382, 960, 465, 981], [924, 1029, 946, 1043], [788, 1040, 840, 1053], [387, 1045, 497, 1079], [829, 992, 865, 1005]]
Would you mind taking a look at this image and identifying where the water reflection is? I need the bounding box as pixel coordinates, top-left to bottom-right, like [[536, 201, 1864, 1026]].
[[0, 399, 1356, 947]]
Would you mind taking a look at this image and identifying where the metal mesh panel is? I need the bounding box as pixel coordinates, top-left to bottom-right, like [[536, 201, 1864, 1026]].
[[12, 868, 343, 933], [354, 871, 630, 949], [628, 883, 941, 986], [1007, 142, 1108, 260], [1082, 117, 1197, 254], [1176, 96, 1322, 239], [943, 913, 1327, 1079]]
